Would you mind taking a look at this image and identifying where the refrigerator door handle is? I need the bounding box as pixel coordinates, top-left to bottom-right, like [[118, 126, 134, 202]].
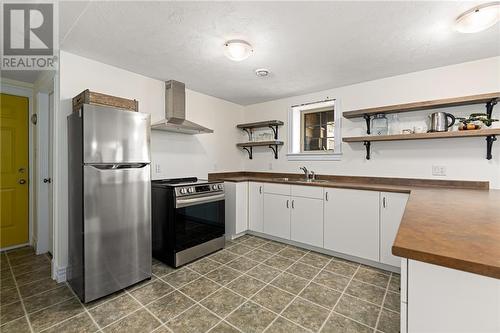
[[90, 163, 149, 170]]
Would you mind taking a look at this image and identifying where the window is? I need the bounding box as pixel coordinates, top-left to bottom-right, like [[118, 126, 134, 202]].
[[288, 99, 341, 161], [301, 108, 335, 152]]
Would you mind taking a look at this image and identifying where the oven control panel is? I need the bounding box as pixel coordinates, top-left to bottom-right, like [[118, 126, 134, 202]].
[[175, 182, 224, 197]]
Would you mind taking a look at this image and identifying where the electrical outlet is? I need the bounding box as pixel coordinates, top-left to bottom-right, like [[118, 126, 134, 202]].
[[155, 163, 161, 174], [213, 163, 218, 171], [432, 165, 446, 176], [268, 162, 273, 170]]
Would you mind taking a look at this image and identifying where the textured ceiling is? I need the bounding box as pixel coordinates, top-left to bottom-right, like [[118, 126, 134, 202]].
[[60, 1, 500, 105]]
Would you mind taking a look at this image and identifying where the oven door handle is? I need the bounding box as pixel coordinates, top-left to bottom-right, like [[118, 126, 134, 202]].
[[176, 193, 225, 208]]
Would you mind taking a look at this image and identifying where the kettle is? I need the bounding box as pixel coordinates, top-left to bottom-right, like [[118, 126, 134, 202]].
[[428, 112, 455, 132]]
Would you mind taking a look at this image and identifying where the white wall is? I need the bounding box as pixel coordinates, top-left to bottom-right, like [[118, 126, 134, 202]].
[[56, 51, 244, 276], [243, 57, 500, 189]]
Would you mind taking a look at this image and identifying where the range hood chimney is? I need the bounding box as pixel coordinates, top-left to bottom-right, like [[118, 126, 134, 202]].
[[151, 80, 214, 134]]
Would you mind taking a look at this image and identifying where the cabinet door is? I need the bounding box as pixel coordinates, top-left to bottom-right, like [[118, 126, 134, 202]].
[[263, 193, 290, 240], [290, 196, 324, 247], [380, 192, 408, 267], [324, 188, 380, 261], [224, 182, 248, 237], [248, 182, 264, 232], [234, 182, 249, 234]]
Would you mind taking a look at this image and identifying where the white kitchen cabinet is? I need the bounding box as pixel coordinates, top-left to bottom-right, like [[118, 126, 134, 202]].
[[248, 182, 264, 232], [263, 193, 291, 240], [407, 260, 500, 333], [224, 181, 248, 237], [290, 196, 324, 247], [380, 192, 409, 267], [323, 188, 380, 261]]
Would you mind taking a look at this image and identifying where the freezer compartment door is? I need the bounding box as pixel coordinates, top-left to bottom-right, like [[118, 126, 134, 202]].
[[83, 104, 151, 164], [83, 164, 151, 302]]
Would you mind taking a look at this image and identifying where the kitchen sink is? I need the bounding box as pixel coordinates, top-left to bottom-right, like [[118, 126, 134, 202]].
[[271, 177, 291, 181], [270, 177, 329, 184]]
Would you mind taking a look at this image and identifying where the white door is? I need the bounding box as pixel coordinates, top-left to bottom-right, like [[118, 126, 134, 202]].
[[48, 92, 54, 254], [36, 92, 52, 254], [248, 182, 264, 232], [380, 192, 408, 267], [290, 196, 323, 247], [324, 188, 380, 261], [263, 193, 290, 240]]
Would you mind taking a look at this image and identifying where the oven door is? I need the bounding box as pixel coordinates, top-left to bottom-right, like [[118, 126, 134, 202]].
[[174, 193, 225, 252]]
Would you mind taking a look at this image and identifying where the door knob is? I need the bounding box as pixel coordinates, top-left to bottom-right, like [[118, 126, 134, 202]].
[[19, 179, 26, 185], [43, 178, 52, 183]]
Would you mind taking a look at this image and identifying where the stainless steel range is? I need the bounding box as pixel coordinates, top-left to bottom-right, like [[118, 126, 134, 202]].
[[151, 177, 225, 267]]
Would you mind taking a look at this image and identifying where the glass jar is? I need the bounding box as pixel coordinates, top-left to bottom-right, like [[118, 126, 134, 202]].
[[372, 114, 388, 136], [388, 114, 400, 135]]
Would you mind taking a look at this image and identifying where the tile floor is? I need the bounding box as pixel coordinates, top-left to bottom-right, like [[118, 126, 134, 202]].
[[0, 235, 400, 333]]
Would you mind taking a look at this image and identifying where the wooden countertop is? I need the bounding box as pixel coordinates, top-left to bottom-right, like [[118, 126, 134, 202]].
[[209, 172, 500, 279]]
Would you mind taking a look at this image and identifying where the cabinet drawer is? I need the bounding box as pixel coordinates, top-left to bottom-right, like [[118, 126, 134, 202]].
[[291, 185, 323, 199], [263, 183, 291, 196]]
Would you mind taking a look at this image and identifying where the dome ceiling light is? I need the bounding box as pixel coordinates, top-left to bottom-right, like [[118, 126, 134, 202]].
[[455, 2, 500, 33], [224, 40, 253, 61]]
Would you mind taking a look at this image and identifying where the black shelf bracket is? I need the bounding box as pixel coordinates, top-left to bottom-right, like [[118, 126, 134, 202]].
[[242, 128, 253, 141], [364, 141, 371, 160], [268, 125, 279, 140], [364, 114, 371, 135], [243, 147, 253, 159], [269, 144, 279, 159], [486, 99, 498, 119], [486, 135, 496, 160]]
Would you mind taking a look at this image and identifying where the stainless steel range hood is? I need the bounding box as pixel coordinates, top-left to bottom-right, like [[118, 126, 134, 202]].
[[151, 80, 214, 134]]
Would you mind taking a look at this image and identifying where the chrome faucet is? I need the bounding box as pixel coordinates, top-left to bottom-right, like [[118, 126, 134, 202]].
[[299, 166, 309, 180]]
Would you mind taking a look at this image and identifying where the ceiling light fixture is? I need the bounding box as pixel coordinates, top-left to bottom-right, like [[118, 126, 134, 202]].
[[255, 68, 270, 77], [224, 40, 253, 61], [455, 2, 500, 33]]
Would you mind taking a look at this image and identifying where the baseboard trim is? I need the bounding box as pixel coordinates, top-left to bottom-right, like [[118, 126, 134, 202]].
[[246, 230, 400, 274], [0, 243, 30, 252], [52, 259, 67, 282], [226, 231, 246, 241]]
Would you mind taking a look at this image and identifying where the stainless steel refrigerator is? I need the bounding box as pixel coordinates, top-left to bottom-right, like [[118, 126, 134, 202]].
[[68, 104, 152, 303]]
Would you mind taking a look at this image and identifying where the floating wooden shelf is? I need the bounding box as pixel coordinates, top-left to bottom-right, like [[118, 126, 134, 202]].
[[236, 141, 284, 159], [343, 129, 499, 160], [237, 120, 284, 129], [343, 129, 500, 142], [343, 92, 499, 160], [343, 92, 500, 119], [237, 120, 284, 159], [236, 140, 284, 147]]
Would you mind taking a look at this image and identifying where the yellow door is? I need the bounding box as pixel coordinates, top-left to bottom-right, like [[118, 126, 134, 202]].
[[0, 93, 29, 248]]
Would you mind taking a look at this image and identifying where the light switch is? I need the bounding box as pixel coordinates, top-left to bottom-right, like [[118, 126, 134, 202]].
[[155, 163, 161, 174]]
